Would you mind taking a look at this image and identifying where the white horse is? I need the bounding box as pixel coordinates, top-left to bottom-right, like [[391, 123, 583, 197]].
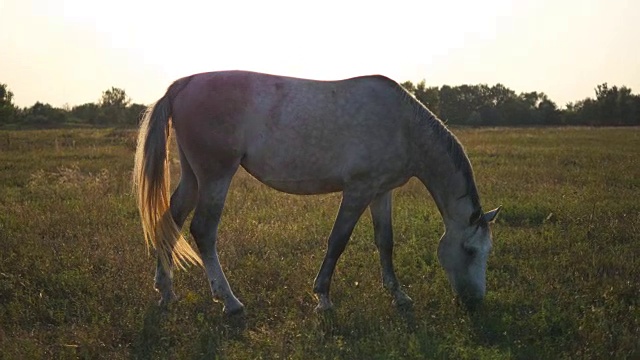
[[133, 71, 501, 314]]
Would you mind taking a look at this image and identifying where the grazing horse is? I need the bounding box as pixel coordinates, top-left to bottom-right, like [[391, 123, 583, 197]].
[[133, 70, 501, 314]]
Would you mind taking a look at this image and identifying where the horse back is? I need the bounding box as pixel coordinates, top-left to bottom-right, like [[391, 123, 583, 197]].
[[171, 71, 415, 194]]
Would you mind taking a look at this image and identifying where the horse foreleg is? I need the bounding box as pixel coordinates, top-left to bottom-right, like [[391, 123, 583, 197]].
[[190, 174, 244, 315], [369, 191, 412, 307], [313, 192, 370, 311]]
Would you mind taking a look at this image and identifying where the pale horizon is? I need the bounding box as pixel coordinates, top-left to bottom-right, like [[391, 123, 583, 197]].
[[1, 0, 639, 109]]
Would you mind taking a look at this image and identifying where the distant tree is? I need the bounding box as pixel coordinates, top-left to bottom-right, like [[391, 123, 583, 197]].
[[499, 97, 531, 125], [21, 102, 68, 127], [0, 83, 16, 124], [400, 80, 416, 93], [594, 83, 618, 124], [438, 85, 463, 124], [439, 84, 494, 125], [594, 83, 640, 125], [564, 84, 640, 126], [615, 86, 638, 125], [414, 80, 440, 115], [515, 91, 559, 125], [485, 84, 517, 125], [126, 103, 147, 126], [625, 90, 640, 126], [100, 87, 131, 108], [461, 84, 493, 125], [537, 96, 561, 125], [563, 101, 578, 124], [71, 103, 104, 124], [100, 87, 131, 125], [401, 80, 441, 116], [489, 84, 516, 106]]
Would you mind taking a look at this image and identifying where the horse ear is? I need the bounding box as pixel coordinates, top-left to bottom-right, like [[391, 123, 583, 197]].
[[483, 206, 502, 223]]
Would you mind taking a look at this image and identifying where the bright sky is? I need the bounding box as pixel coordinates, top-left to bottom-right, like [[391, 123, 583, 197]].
[[1, 0, 639, 108]]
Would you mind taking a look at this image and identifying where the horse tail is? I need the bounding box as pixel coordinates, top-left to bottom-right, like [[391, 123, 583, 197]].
[[133, 76, 202, 270]]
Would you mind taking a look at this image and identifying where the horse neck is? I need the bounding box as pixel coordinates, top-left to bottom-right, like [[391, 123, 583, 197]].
[[411, 114, 481, 229]]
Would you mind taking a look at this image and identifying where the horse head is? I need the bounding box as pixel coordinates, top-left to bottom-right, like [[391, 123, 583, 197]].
[[438, 206, 501, 308]]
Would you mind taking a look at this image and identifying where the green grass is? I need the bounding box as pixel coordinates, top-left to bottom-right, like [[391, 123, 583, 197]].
[[0, 127, 638, 359]]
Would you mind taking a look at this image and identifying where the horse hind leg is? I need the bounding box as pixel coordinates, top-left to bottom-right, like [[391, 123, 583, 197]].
[[189, 166, 244, 315], [369, 191, 412, 307], [155, 147, 198, 305]]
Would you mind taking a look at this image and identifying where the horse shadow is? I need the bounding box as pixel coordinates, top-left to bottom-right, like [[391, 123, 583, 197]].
[[130, 304, 168, 360], [130, 302, 247, 359], [386, 296, 571, 357], [465, 297, 576, 356]]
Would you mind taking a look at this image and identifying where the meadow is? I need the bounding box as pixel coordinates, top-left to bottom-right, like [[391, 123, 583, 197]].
[[0, 127, 638, 359]]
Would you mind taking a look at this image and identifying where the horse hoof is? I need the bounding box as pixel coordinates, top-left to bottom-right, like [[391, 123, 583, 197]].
[[223, 301, 245, 316], [392, 291, 413, 307], [314, 302, 334, 313], [314, 293, 334, 312], [158, 292, 178, 307]]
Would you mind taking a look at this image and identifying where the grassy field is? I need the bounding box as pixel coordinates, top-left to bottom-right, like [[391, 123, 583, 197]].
[[0, 127, 638, 359]]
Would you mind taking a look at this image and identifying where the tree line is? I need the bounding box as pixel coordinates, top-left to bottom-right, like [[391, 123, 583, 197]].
[[0, 85, 146, 128], [401, 80, 640, 126], [1, 80, 639, 128]]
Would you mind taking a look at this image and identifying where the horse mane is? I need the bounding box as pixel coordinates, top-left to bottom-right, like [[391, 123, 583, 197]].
[[394, 82, 482, 214]]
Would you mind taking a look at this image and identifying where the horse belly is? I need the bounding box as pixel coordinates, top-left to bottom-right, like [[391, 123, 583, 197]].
[[256, 177, 343, 195], [240, 152, 346, 195]]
